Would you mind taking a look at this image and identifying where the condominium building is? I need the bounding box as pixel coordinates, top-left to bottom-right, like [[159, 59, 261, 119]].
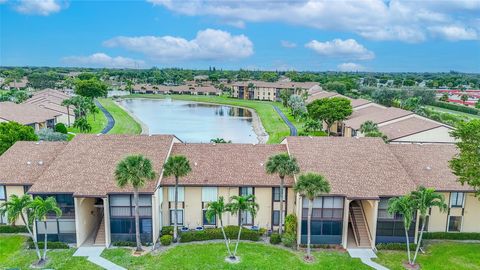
[[231, 81, 320, 101]]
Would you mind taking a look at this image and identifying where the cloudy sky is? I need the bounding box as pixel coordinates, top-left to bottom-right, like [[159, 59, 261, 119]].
[[1, 0, 479, 72]]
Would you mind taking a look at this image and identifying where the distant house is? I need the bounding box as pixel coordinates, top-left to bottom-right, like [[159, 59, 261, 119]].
[[3, 77, 29, 90], [23, 89, 75, 126], [132, 84, 221, 96], [0, 101, 61, 130], [231, 81, 320, 101]]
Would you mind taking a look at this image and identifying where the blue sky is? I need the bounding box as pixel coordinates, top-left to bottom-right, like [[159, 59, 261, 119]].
[[1, 0, 479, 72]]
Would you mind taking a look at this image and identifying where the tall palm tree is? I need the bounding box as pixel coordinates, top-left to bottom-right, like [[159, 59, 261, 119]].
[[387, 195, 415, 265], [294, 172, 330, 260], [73, 117, 92, 133], [115, 155, 156, 252], [410, 186, 447, 265], [205, 196, 232, 257], [163, 155, 191, 242], [61, 99, 73, 127], [30, 196, 62, 263], [265, 153, 300, 235], [0, 194, 41, 261], [227, 194, 259, 259]]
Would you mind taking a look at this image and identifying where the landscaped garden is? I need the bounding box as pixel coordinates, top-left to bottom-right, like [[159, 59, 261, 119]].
[[68, 109, 107, 134]]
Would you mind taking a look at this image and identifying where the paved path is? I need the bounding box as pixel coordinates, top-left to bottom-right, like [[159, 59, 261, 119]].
[[74, 246, 126, 270], [95, 100, 115, 134], [347, 248, 389, 270], [272, 105, 298, 136]]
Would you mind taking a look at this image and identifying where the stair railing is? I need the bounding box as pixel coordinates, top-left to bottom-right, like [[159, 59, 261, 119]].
[[359, 202, 373, 246], [349, 207, 360, 247], [93, 208, 104, 243]]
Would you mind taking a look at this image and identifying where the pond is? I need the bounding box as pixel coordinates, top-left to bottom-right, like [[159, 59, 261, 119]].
[[118, 98, 263, 143]]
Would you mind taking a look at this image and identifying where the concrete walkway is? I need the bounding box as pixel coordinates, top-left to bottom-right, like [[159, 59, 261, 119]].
[[95, 100, 115, 134], [272, 105, 298, 136], [347, 248, 389, 270], [74, 247, 126, 270]]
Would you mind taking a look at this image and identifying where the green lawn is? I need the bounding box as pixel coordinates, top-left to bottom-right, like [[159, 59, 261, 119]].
[[102, 242, 370, 270], [375, 242, 480, 270], [98, 98, 142, 134], [68, 110, 107, 134], [124, 94, 293, 143], [426, 105, 480, 120], [0, 235, 101, 270]]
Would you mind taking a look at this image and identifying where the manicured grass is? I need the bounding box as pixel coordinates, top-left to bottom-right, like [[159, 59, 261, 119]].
[[426, 105, 480, 119], [102, 242, 370, 270], [98, 98, 142, 134], [375, 242, 480, 270], [0, 235, 101, 269], [124, 94, 292, 143], [68, 110, 107, 134]]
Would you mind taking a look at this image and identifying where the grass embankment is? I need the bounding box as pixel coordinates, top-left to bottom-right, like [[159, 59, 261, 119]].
[[97, 98, 142, 134], [374, 242, 480, 270], [68, 110, 107, 134], [0, 235, 101, 269], [102, 242, 370, 270], [124, 94, 293, 143], [426, 105, 480, 120]]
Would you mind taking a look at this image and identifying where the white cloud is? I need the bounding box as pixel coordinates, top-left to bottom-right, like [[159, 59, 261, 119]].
[[429, 26, 479, 41], [62, 53, 145, 69], [103, 28, 253, 61], [280, 40, 297, 48], [337, 62, 365, 72], [305, 39, 375, 60], [14, 0, 65, 15], [147, 0, 480, 42]]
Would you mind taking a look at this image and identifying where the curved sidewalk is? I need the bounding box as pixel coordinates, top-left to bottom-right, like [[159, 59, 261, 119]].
[[272, 105, 298, 136], [95, 100, 115, 134]]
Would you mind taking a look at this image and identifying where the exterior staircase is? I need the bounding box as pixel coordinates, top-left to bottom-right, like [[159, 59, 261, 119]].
[[349, 201, 372, 248], [94, 217, 105, 246]]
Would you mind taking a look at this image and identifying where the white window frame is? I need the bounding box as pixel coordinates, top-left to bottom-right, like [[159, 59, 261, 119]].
[[168, 187, 185, 202], [447, 215, 463, 232], [449, 192, 465, 208], [202, 187, 218, 202], [169, 209, 184, 225]]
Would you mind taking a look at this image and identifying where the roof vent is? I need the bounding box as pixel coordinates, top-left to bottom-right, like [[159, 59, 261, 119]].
[[35, 142, 40, 145], [27, 161, 31, 165], [212, 143, 216, 146], [194, 162, 198, 166], [308, 136, 313, 139], [96, 133, 101, 136], [38, 161, 44, 165], [260, 163, 264, 166], [426, 166, 432, 170]]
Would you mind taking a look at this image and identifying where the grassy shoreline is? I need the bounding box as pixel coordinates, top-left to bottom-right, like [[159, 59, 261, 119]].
[[98, 98, 142, 135]]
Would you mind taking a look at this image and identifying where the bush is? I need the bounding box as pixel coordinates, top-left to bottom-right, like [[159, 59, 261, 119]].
[[299, 244, 339, 249], [0, 225, 28, 233], [36, 128, 68, 141], [113, 241, 137, 247], [376, 243, 416, 250], [431, 101, 480, 115], [423, 232, 480, 240], [281, 233, 296, 248], [285, 214, 297, 235], [269, 233, 281, 245], [54, 123, 68, 134], [161, 226, 174, 236], [27, 239, 69, 249], [160, 235, 173, 246], [179, 226, 263, 243]]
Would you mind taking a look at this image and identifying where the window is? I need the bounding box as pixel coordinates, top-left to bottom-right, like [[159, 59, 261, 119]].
[[240, 211, 253, 225], [378, 198, 395, 219], [58, 220, 76, 233], [0, 211, 7, 224], [450, 192, 464, 208], [272, 210, 280, 226], [141, 219, 152, 234], [0, 185, 5, 200], [203, 210, 216, 225], [110, 195, 152, 217], [448, 216, 462, 232], [301, 197, 344, 221], [202, 187, 218, 202], [240, 187, 253, 196], [168, 187, 185, 202], [170, 209, 184, 225], [273, 187, 286, 202]]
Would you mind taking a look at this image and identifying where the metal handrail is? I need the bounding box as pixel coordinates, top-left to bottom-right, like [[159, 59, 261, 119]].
[[92, 209, 104, 243], [359, 202, 373, 244], [349, 208, 360, 247]]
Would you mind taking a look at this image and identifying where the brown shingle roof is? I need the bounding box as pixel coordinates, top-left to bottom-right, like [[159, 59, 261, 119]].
[[306, 91, 340, 103], [349, 98, 371, 108], [389, 144, 470, 192], [233, 81, 319, 89], [0, 102, 61, 125], [0, 141, 67, 185], [285, 136, 416, 198], [379, 117, 445, 140], [29, 134, 175, 197], [161, 143, 293, 187], [344, 106, 413, 130]]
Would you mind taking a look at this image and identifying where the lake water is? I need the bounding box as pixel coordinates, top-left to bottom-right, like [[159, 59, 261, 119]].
[[118, 98, 259, 143]]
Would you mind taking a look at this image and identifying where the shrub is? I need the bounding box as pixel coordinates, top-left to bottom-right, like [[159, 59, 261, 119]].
[[376, 243, 416, 250], [161, 226, 174, 236], [299, 244, 339, 249], [27, 239, 69, 249], [54, 123, 68, 134], [36, 128, 68, 141], [0, 225, 28, 233], [269, 233, 281, 245], [160, 235, 173, 246], [281, 233, 296, 248], [285, 214, 297, 235], [423, 232, 480, 240], [112, 241, 137, 247], [431, 101, 480, 115], [179, 226, 263, 243]]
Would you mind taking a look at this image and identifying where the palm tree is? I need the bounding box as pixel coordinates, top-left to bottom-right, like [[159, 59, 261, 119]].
[[294, 172, 330, 260], [265, 153, 300, 235], [115, 155, 156, 252], [0, 194, 42, 262], [410, 186, 447, 265], [205, 196, 232, 257], [163, 155, 191, 242], [30, 196, 62, 264], [87, 100, 99, 121], [359, 120, 378, 134], [73, 117, 92, 133], [61, 99, 73, 127], [210, 138, 231, 143], [387, 195, 415, 265], [227, 194, 259, 259]]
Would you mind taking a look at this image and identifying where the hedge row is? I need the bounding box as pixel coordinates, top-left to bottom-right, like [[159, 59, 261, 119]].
[[431, 101, 480, 115], [113, 241, 137, 247], [27, 239, 69, 249], [0, 225, 29, 233], [179, 226, 264, 243], [423, 232, 480, 240], [376, 243, 416, 250]]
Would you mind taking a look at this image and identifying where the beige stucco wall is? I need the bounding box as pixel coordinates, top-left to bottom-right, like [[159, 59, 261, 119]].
[[218, 187, 239, 226], [55, 113, 75, 126], [5, 186, 26, 225], [344, 127, 353, 137], [361, 200, 378, 248], [74, 197, 98, 247], [184, 187, 203, 228], [428, 192, 449, 232], [255, 188, 272, 228], [461, 193, 480, 232], [152, 189, 161, 242], [392, 126, 455, 143]]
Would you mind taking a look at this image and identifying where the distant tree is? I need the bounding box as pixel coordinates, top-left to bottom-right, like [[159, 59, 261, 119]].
[[449, 119, 480, 196], [307, 97, 352, 136], [387, 196, 415, 265], [77, 72, 97, 80], [476, 101, 480, 109], [325, 81, 347, 95], [115, 155, 156, 252], [260, 72, 279, 82], [73, 117, 92, 133], [279, 89, 293, 107], [287, 95, 307, 120], [460, 94, 469, 105], [74, 78, 108, 98], [210, 138, 231, 143], [372, 88, 397, 107], [359, 120, 378, 134], [439, 93, 449, 102], [0, 121, 38, 155]]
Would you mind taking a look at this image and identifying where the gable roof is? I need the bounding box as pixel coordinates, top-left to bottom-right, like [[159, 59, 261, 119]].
[[344, 106, 413, 130], [379, 117, 446, 140], [0, 102, 61, 124], [0, 141, 67, 185], [161, 143, 292, 187], [29, 134, 176, 197], [285, 136, 416, 199]]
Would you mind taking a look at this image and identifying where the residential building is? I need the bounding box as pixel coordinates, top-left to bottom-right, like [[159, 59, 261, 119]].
[[231, 81, 320, 101], [132, 84, 221, 96], [23, 89, 75, 126], [0, 101, 61, 130]]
